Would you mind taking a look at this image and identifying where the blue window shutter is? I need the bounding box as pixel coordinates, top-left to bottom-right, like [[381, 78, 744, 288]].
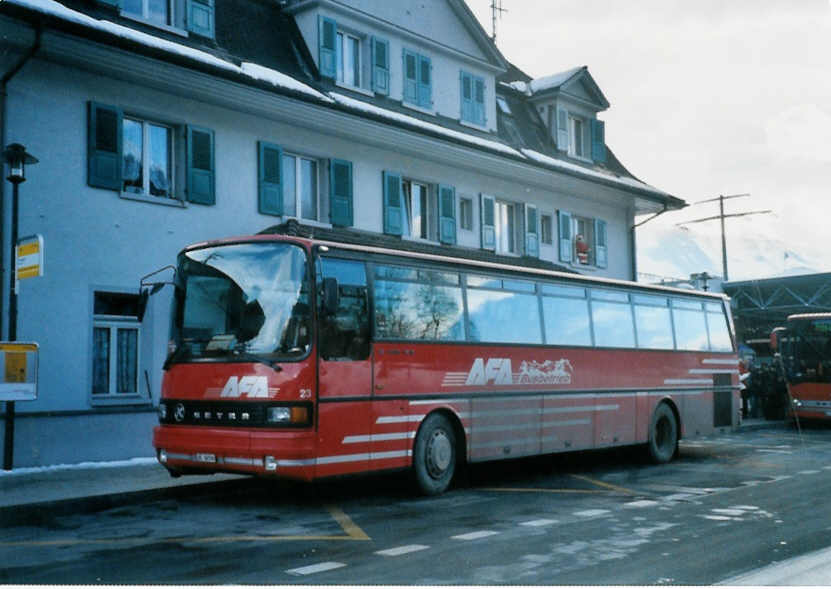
[[460, 71, 473, 122], [418, 54, 432, 108], [318, 16, 337, 79], [474, 77, 486, 125], [187, 0, 214, 38], [186, 125, 215, 205], [439, 184, 457, 245], [403, 49, 418, 104], [480, 194, 495, 251], [88, 102, 123, 190], [525, 204, 539, 258], [591, 119, 606, 163], [383, 171, 403, 236], [595, 218, 608, 268], [556, 106, 568, 152], [330, 159, 353, 227], [558, 210, 572, 263], [258, 141, 282, 216], [371, 37, 390, 95]]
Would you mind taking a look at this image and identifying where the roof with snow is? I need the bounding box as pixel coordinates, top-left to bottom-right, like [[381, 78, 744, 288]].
[[1, 0, 679, 209]]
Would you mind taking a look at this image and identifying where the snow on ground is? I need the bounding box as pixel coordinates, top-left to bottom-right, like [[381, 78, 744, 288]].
[[0, 457, 156, 477]]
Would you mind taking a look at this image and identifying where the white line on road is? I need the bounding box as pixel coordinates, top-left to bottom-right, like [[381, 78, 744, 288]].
[[451, 530, 499, 540], [573, 509, 611, 517], [623, 500, 660, 508], [375, 545, 430, 556], [519, 519, 558, 527], [798, 470, 820, 475], [286, 562, 346, 576]]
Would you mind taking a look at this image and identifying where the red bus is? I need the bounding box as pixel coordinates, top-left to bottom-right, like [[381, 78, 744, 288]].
[[772, 313, 831, 421], [151, 224, 740, 494]]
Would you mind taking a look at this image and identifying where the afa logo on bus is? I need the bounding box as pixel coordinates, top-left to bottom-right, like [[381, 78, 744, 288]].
[[464, 358, 574, 386]]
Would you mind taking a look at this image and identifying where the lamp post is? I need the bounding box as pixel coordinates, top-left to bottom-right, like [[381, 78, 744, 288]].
[[2, 143, 38, 470]]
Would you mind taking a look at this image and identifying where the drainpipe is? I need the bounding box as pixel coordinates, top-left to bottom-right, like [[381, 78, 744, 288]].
[[1, 25, 41, 339]]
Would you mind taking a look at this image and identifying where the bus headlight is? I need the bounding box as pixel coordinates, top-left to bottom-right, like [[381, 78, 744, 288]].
[[266, 405, 311, 426]]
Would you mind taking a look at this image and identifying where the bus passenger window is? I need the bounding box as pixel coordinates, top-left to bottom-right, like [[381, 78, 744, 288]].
[[319, 257, 369, 361], [672, 299, 708, 351]]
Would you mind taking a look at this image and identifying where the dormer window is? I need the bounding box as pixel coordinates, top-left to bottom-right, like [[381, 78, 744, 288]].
[[123, 0, 170, 26], [568, 115, 586, 158], [337, 31, 361, 87]]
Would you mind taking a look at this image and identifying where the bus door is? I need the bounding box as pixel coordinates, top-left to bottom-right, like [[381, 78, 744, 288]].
[[316, 255, 372, 475]]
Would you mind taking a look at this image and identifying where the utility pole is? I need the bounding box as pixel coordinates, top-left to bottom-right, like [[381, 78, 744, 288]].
[[676, 193, 772, 282], [490, 0, 507, 44]]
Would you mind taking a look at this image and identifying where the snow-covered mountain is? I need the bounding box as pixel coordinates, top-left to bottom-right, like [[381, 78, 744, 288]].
[[637, 221, 819, 284]]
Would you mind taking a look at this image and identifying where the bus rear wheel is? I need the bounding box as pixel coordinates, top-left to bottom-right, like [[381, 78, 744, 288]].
[[647, 403, 678, 464], [413, 413, 456, 495]]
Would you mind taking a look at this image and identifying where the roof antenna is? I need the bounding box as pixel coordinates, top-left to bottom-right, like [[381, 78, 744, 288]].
[[490, 0, 507, 44]]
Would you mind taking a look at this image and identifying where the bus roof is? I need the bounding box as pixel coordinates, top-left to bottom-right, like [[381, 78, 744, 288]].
[[187, 221, 729, 302]]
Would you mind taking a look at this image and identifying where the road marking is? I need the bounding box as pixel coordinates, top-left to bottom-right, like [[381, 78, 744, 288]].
[[623, 500, 660, 508], [326, 504, 371, 541], [286, 562, 346, 576], [570, 474, 637, 495], [375, 544, 430, 556], [573, 509, 610, 518], [701, 515, 732, 521], [520, 519, 558, 527], [452, 530, 499, 541], [798, 470, 820, 475]]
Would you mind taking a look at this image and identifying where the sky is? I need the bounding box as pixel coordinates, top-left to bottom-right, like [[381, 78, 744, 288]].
[[466, 0, 831, 282]]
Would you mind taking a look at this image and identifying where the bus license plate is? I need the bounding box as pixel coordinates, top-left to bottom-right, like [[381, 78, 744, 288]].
[[195, 453, 216, 463]]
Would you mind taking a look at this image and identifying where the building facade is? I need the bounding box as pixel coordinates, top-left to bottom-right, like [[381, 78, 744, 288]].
[[0, 0, 684, 466]]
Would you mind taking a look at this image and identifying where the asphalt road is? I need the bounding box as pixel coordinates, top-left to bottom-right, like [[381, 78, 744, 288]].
[[2, 425, 831, 584]]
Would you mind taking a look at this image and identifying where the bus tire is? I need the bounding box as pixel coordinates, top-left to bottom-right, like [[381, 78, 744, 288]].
[[647, 403, 678, 464], [413, 413, 456, 495]]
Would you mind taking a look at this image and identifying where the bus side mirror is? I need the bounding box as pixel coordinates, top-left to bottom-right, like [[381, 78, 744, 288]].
[[770, 327, 785, 353], [322, 277, 340, 315]]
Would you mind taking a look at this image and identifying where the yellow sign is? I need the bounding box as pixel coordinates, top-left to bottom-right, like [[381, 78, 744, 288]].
[[0, 342, 38, 401], [16, 234, 43, 281]]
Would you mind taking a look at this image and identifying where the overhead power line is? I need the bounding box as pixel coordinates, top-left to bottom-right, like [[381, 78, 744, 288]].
[[675, 193, 773, 282]]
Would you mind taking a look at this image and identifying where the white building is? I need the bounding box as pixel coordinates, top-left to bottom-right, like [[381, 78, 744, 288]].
[[0, 0, 684, 466]]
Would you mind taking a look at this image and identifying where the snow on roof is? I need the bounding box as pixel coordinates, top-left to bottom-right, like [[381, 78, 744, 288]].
[[330, 92, 523, 158], [528, 66, 584, 95], [10, 0, 331, 103], [7, 0, 672, 201], [521, 148, 670, 197]]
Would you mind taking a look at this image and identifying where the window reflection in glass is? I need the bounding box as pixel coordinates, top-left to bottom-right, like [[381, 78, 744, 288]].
[[467, 290, 541, 344], [122, 118, 143, 193], [592, 301, 635, 348], [148, 123, 170, 197], [542, 296, 591, 346], [116, 328, 139, 393], [374, 280, 464, 341], [707, 312, 733, 351], [92, 327, 110, 395], [147, 0, 169, 25], [673, 308, 709, 351], [282, 154, 297, 217], [301, 158, 317, 220], [635, 305, 674, 349], [319, 258, 369, 360]]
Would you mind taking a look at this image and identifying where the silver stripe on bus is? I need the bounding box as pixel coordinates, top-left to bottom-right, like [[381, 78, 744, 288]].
[[223, 457, 263, 466], [409, 399, 470, 406], [664, 379, 712, 385], [688, 368, 739, 374], [797, 401, 831, 409], [315, 450, 412, 465], [376, 415, 426, 424], [473, 418, 592, 433], [702, 358, 739, 365], [342, 432, 416, 444], [472, 435, 559, 449], [165, 452, 193, 461], [543, 418, 591, 427]]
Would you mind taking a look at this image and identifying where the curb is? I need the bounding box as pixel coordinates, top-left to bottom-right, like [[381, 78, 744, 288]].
[[736, 419, 787, 432]]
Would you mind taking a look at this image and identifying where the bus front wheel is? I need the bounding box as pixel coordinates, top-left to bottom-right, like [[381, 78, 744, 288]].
[[647, 403, 678, 464], [413, 413, 456, 495]]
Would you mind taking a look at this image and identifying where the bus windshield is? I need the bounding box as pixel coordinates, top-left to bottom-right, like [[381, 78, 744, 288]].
[[170, 242, 311, 364], [785, 318, 831, 383]]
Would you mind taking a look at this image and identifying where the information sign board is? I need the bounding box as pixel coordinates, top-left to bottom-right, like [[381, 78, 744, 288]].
[[0, 342, 38, 401]]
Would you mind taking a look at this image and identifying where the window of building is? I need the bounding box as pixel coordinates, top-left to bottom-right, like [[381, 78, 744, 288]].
[[494, 200, 517, 254], [122, 0, 170, 26], [92, 292, 141, 397], [282, 153, 319, 221], [336, 31, 361, 88], [541, 214, 553, 245], [460, 197, 473, 231], [122, 117, 173, 199], [401, 180, 430, 240], [569, 115, 585, 158]]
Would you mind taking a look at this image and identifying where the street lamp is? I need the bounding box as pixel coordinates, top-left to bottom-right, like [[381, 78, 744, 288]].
[[2, 143, 38, 471]]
